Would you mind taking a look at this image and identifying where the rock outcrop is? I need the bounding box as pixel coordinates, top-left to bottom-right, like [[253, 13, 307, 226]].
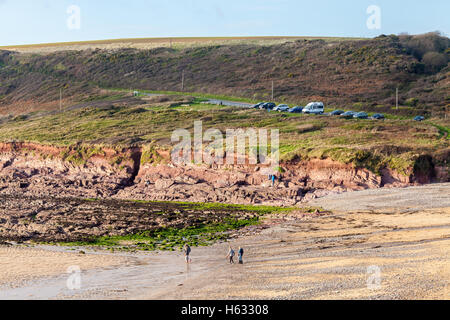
[[0, 195, 263, 242], [116, 158, 386, 206], [0, 142, 136, 199], [0, 142, 446, 207]]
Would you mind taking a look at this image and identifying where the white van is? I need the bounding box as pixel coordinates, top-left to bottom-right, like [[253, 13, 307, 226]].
[[302, 102, 324, 114]]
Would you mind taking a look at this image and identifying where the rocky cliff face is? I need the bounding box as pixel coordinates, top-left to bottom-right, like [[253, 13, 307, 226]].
[[0, 143, 446, 206], [0, 143, 137, 199], [117, 159, 383, 206]]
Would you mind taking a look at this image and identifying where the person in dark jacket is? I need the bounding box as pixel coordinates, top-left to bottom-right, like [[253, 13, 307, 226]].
[[183, 244, 192, 264], [238, 247, 244, 264]]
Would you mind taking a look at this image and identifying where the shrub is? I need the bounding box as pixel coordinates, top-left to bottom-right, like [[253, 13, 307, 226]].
[[353, 102, 364, 109], [400, 32, 450, 60], [422, 52, 448, 73], [405, 98, 419, 107]]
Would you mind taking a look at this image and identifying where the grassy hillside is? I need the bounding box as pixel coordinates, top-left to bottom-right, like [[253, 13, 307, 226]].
[[0, 33, 448, 118], [0, 96, 448, 175]]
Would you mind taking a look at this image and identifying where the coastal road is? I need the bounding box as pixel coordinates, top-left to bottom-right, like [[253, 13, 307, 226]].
[[142, 92, 254, 108]]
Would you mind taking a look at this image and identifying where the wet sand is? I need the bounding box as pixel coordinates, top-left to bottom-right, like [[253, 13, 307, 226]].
[[0, 245, 225, 300], [1, 183, 449, 300], [0, 246, 131, 290]]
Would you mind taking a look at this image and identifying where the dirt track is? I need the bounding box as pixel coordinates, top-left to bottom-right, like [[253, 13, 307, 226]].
[[1, 183, 449, 300]]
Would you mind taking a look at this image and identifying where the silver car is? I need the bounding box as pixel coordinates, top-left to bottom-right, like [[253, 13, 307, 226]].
[[274, 104, 290, 112]]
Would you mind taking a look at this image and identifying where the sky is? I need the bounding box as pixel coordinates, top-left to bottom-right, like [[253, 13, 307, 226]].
[[0, 0, 449, 45]]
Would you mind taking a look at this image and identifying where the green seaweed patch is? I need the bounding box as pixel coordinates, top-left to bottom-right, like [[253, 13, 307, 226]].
[[129, 200, 294, 215], [60, 217, 262, 251], [54, 199, 295, 251]]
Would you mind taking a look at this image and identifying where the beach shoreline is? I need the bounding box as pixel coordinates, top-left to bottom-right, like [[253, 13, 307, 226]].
[[1, 184, 449, 300]]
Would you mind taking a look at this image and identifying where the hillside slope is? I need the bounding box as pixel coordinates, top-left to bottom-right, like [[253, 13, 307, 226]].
[[0, 33, 448, 117]]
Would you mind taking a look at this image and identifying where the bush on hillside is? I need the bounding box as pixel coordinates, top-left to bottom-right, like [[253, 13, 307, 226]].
[[422, 52, 448, 73], [399, 32, 450, 61]]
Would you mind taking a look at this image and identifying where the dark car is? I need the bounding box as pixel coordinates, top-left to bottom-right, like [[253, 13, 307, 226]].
[[354, 112, 369, 119], [260, 102, 276, 110], [252, 102, 265, 109], [341, 111, 356, 119], [289, 106, 303, 113], [414, 116, 425, 122], [330, 110, 345, 116], [372, 113, 385, 120]]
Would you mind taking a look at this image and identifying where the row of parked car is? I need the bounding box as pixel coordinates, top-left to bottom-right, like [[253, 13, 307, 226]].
[[252, 102, 325, 114], [328, 110, 385, 120], [252, 102, 426, 121], [252, 102, 385, 120]]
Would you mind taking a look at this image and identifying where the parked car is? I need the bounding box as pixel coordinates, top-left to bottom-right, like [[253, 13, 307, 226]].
[[274, 104, 290, 112], [414, 116, 425, 121], [302, 102, 324, 114], [341, 111, 356, 119], [260, 102, 276, 110], [354, 112, 369, 119], [252, 102, 265, 109], [372, 113, 385, 120], [330, 110, 345, 116], [289, 106, 303, 113]]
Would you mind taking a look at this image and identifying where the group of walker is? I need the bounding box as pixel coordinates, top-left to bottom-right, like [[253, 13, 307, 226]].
[[183, 244, 244, 265], [227, 246, 244, 264]]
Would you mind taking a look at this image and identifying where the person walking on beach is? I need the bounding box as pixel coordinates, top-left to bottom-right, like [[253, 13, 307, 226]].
[[183, 244, 192, 264], [227, 246, 235, 264], [238, 247, 244, 264]]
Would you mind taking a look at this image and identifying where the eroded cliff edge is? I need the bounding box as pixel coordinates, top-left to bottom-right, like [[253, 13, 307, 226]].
[[0, 142, 447, 206]]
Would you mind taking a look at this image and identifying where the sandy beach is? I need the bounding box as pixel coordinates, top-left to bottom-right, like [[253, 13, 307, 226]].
[[0, 246, 132, 289], [152, 207, 449, 300], [1, 184, 449, 300]]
